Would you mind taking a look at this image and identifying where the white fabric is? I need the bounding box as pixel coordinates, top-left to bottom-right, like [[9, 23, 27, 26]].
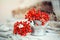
[[0, 19, 60, 40], [0, 24, 10, 32]]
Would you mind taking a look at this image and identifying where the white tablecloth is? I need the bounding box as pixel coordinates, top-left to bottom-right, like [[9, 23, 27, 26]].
[[0, 19, 60, 40]]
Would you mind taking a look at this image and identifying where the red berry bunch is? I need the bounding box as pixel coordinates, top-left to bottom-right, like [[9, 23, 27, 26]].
[[25, 8, 49, 25], [13, 21, 32, 36]]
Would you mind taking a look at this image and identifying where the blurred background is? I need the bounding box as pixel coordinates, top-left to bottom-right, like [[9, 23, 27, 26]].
[[0, 0, 60, 23]]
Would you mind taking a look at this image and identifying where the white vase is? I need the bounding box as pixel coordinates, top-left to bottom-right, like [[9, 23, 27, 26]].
[[31, 20, 48, 36]]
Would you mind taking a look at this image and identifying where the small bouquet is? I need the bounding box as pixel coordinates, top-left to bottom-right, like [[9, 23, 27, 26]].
[[25, 8, 49, 36]]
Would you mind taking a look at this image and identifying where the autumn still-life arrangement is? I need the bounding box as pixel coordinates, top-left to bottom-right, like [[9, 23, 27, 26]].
[[13, 8, 49, 36]]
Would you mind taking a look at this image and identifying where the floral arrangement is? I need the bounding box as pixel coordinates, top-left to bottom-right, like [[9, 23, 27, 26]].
[[13, 8, 49, 36]]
